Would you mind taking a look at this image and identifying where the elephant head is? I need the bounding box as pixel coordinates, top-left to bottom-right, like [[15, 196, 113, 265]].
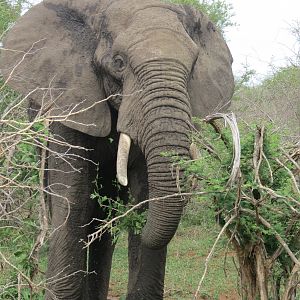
[[0, 0, 234, 249]]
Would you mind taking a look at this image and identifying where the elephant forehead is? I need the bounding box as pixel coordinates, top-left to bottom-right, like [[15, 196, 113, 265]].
[[127, 29, 198, 69], [129, 6, 186, 33], [104, 0, 186, 35], [111, 6, 199, 60]]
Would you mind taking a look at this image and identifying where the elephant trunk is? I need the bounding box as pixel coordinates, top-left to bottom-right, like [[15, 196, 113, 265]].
[[117, 61, 193, 249], [136, 61, 192, 249], [141, 127, 191, 249]]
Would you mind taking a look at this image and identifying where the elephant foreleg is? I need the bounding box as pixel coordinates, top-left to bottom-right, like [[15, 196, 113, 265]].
[[86, 231, 115, 299], [127, 232, 167, 300], [45, 123, 114, 300]]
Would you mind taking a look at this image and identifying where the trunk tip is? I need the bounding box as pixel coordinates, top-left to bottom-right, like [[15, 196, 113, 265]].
[[141, 236, 169, 250], [141, 227, 176, 250]]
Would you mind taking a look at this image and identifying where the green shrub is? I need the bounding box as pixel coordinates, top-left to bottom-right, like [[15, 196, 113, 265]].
[[0, 0, 23, 35], [184, 119, 299, 299]]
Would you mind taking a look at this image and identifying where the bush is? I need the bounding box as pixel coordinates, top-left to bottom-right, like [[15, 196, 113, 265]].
[[0, 77, 47, 298], [185, 118, 300, 299]]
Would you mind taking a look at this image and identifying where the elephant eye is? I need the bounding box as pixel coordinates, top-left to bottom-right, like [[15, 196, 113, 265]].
[[113, 55, 126, 72]]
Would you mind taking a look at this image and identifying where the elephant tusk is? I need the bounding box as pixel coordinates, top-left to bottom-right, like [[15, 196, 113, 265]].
[[189, 143, 200, 160], [117, 133, 131, 186]]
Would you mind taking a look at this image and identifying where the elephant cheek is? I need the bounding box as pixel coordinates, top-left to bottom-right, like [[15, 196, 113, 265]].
[[116, 86, 143, 144]]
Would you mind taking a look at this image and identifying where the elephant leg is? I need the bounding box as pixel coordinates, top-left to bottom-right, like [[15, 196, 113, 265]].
[[86, 230, 115, 300], [45, 123, 97, 299], [126, 149, 167, 300], [127, 232, 167, 300], [86, 153, 128, 299]]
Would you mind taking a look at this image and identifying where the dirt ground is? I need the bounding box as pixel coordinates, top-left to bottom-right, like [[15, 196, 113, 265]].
[[219, 291, 240, 300]]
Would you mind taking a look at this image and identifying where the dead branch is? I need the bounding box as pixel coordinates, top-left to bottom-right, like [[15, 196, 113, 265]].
[[204, 112, 241, 187], [275, 157, 300, 195], [282, 260, 300, 300], [253, 125, 264, 185], [29, 120, 49, 278], [194, 214, 236, 299]]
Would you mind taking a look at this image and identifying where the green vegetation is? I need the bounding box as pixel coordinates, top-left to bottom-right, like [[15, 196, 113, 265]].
[[167, 0, 236, 32], [184, 119, 299, 299], [0, 78, 46, 298], [0, 0, 23, 35], [1, 3, 46, 299], [234, 66, 300, 140], [91, 177, 146, 242]]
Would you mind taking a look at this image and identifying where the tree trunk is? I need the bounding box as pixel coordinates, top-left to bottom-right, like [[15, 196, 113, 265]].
[[238, 251, 258, 300], [282, 263, 299, 300], [237, 243, 271, 300], [255, 245, 268, 300]]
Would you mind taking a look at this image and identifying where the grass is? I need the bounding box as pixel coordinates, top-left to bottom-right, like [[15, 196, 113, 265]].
[[109, 200, 238, 299]]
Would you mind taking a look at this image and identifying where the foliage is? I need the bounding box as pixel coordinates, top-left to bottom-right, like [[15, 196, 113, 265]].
[[184, 119, 300, 298], [0, 226, 46, 299], [90, 176, 146, 243], [198, 0, 235, 32], [1, 2, 46, 298], [167, 0, 236, 33], [0, 0, 23, 35], [263, 65, 300, 87], [234, 64, 257, 90]]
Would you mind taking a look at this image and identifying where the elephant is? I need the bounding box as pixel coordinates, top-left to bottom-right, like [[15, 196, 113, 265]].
[[0, 0, 234, 299]]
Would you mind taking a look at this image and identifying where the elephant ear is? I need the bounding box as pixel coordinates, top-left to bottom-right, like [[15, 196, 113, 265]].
[[0, 0, 111, 137], [182, 6, 234, 117]]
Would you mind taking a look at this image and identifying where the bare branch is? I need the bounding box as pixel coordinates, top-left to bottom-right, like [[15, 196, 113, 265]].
[[194, 214, 236, 299]]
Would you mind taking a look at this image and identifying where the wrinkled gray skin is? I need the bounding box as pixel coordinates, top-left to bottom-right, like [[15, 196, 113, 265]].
[[0, 0, 234, 299]]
